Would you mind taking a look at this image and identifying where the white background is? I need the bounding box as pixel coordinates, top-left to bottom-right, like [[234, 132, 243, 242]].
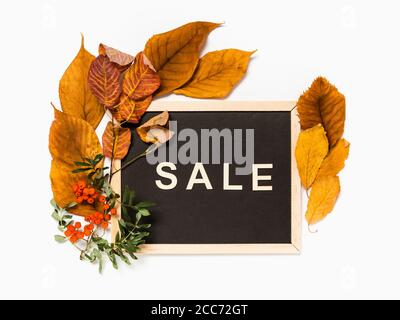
[[0, 0, 399, 299]]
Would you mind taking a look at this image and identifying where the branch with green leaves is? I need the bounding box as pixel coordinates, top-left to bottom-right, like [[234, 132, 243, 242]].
[[51, 155, 154, 273]]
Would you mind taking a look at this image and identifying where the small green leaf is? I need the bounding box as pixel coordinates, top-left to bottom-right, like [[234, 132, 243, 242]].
[[119, 219, 127, 229], [67, 202, 78, 209], [122, 185, 130, 204], [85, 253, 96, 262], [119, 253, 131, 265], [129, 190, 135, 205], [50, 199, 58, 209], [84, 158, 96, 166], [94, 154, 104, 163], [135, 201, 156, 208], [138, 223, 151, 229], [107, 251, 118, 269], [65, 220, 73, 227], [51, 211, 60, 222], [115, 231, 121, 243], [72, 168, 92, 173], [74, 161, 91, 167], [125, 221, 136, 229], [121, 206, 130, 222], [54, 235, 67, 243], [92, 249, 103, 273], [138, 208, 150, 217], [98, 258, 103, 273]]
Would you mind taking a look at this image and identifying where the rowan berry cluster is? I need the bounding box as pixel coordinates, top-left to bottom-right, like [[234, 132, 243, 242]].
[[72, 180, 99, 204], [63, 191, 118, 243], [64, 222, 85, 243]]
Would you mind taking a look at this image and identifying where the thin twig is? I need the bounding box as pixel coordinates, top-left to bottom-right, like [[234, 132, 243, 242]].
[[109, 114, 117, 184], [110, 145, 157, 178]]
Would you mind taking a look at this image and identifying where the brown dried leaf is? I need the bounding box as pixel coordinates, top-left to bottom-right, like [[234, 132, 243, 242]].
[[174, 49, 254, 98], [59, 35, 104, 129], [99, 43, 134, 71], [144, 21, 221, 96], [137, 111, 174, 144], [317, 138, 350, 179], [306, 176, 340, 225], [297, 77, 345, 147], [295, 124, 329, 189], [102, 121, 131, 159]]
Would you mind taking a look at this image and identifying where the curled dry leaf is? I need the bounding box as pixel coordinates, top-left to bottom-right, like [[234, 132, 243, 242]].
[[144, 21, 221, 96], [49, 108, 103, 216], [123, 52, 160, 100], [174, 49, 254, 98], [119, 94, 152, 124], [102, 121, 131, 159], [297, 77, 345, 148], [99, 43, 134, 71], [88, 55, 121, 108], [306, 176, 340, 225], [59, 35, 104, 129], [317, 138, 350, 179], [137, 111, 174, 144], [295, 124, 329, 189]]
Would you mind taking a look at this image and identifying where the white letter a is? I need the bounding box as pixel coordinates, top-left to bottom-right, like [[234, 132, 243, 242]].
[[186, 163, 213, 190]]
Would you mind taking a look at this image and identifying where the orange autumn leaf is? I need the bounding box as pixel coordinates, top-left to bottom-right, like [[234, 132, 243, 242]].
[[317, 138, 350, 179], [99, 43, 134, 70], [306, 176, 340, 225], [137, 111, 174, 144], [49, 108, 103, 216], [123, 52, 160, 100], [297, 77, 346, 148], [119, 94, 152, 124], [110, 106, 124, 123], [144, 21, 220, 96], [295, 125, 329, 189], [88, 55, 122, 108], [102, 121, 131, 159], [59, 35, 104, 129], [50, 160, 103, 217], [174, 49, 254, 98]]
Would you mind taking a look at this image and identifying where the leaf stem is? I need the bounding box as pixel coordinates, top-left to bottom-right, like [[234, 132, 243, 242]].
[[110, 145, 157, 178]]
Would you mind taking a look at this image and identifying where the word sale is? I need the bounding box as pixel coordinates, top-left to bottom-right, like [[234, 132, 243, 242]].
[[155, 162, 274, 191]]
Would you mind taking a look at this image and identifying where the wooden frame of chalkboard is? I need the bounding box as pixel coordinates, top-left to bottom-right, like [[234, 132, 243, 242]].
[[110, 101, 301, 254]]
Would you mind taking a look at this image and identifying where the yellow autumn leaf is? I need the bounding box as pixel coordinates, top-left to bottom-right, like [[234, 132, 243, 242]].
[[317, 138, 350, 179], [49, 107, 103, 216], [174, 49, 254, 98], [50, 160, 102, 216], [297, 77, 345, 148], [59, 35, 104, 129], [144, 21, 220, 97], [295, 124, 329, 189], [306, 176, 340, 225]]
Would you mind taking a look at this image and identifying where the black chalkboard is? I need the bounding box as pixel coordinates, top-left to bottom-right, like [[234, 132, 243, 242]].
[[120, 104, 300, 253]]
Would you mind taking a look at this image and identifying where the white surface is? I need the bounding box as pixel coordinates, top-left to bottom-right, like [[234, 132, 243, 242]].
[[0, 0, 399, 299]]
